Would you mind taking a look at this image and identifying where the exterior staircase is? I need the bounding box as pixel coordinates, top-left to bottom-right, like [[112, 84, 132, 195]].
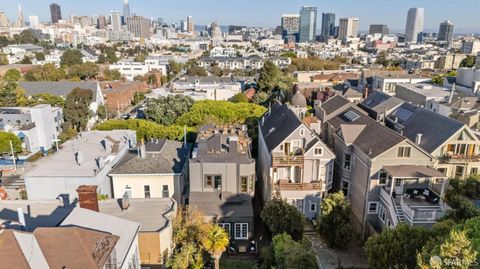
[[393, 199, 407, 223]]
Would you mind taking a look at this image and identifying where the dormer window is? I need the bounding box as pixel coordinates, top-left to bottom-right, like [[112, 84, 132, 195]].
[[314, 148, 323, 156]]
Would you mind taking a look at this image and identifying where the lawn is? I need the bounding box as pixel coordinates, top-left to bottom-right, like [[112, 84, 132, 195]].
[[219, 258, 257, 269]]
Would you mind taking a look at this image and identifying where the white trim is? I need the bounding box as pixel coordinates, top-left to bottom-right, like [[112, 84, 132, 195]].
[[309, 202, 317, 212], [368, 202, 379, 214], [379, 204, 386, 224], [234, 223, 248, 240], [313, 147, 323, 156]]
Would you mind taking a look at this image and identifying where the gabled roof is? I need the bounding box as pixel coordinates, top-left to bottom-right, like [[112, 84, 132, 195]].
[[386, 103, 465, 153], [260, 103, 302, 152], [320, 95, 352, 115], [360, 91, 404, 115], [19, 81, 99, 99], [0, 230, 31, 269], [328, 106, 406, 158]]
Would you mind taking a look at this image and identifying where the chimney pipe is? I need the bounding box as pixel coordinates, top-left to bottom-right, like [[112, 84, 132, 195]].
[[17, 207, 26, 229], [140, 138, 146, 159], [416, 133, 423, 145], [448, 83, 455, 104], [76, 185, 99, 212]]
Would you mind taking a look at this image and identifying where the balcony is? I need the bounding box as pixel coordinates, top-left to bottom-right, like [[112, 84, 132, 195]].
[[272, 154, 304, 168], [274, 180, 322, 191], [440, 154, 480, 163]]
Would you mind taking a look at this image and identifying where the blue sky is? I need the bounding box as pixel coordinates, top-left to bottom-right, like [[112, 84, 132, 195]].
[[2, 0, 479, 33]]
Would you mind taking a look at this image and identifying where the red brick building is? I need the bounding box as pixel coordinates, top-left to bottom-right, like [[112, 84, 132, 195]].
[[101, 81, 149, 113]]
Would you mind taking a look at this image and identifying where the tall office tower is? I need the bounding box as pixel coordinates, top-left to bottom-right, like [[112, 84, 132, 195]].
[[281, 14, 300, 39], [338, 17, 359, 38], [180, 20, 187, 32], [369, 24, 389, 35], [110, 11, 122, 32], [50, 3, 62, 24], [405, 7, 424, 43], [299, 6, 317, 43], [29, 15, 40, 28], [438, 20, 454, 42], [321, 12, 335, 36], [123, 0, 131, 20], [210, 22, 222, 40], [127, 15, 151, 38], [17, 4, 24, 27], [187, 16, 195, 35], [0, 11, 9, 27], [97, 15, 107, 29]]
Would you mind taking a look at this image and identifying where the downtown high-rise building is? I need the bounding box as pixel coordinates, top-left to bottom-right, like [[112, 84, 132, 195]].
[[0, 11, 9, 27], [187, 16, 195, 35], [338, 17, 359, 38], [110, 11, 122, 32], [29, 15, 40, 28], [123, 0, 131, 20], [299, 6, 317, 43], [127, 15, 151, 39], [17, 4, 24, 27], [97, 15, 107, 30], [405, 7, 424, 43], [438, 20, 454, 42], [321, 12, 335, 36], [369, 24, 389, 35], [281, 14, 300, 40], [50, 3, 62, 24]]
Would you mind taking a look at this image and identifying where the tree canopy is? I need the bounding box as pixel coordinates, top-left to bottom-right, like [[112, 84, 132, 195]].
[[63, 88, 93, 131], [3, 69, 22, 82], [0, 131, 22, 155], [145, 95, 194, 126], [67, 62, 100, 80], [61, 49, 84, 67], [0, 80, 18, 107], [317, 192, 353, 249], [13, 30, 38, 44], [24, 63, 66, 81], [260, 198, 304, 240], [271, 233, 319, 269], [460, 55, 476, 68]]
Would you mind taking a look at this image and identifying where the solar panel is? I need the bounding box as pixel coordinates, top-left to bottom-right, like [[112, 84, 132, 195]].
[[394, 107, 414, 122], [343, 111, 360, 122]]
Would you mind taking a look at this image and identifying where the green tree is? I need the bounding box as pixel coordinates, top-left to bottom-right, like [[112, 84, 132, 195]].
[[13, 30, 38, 44], [281, 51, 297, 58], [0, 36, 9, 48], [366, 224, 432, 269], [260, 198, 304, 240], [169, 60, 183, 76], [258, 60, 283, 92], [102, 69, 122, 81], [272, 233, 319, 269], [67, 62, 100, 80], [24, 63, 66, 81], [317, 192, 353, 249], [252, 91, 270, 105], [97, 104, 107, 120], [0, 80, 17, 107], [201, 225, 229, 269], [61, 49, 83, 67], [0, 131, 22, 154], [133, 53, 146, 62], [19, 56, 32, 64], [35, 52, 45, 61], [29, 93, 65, 107], [187, 65, 208, 76], [145, 95, 194, 126], [229, 93, 248, 103], [0, 52, 9, 65], [63, 88, 93, 131], [418, 229, 477, 269], [460, 55, 476, 68], [3, 69, 22, 82]]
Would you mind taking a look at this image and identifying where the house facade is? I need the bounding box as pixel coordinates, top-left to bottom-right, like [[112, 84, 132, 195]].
[[189, 125, 255, 241], [258, 102, 335, 220]]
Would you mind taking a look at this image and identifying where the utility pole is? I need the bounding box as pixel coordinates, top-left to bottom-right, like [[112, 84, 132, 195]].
[[9, 140, 17, 171]]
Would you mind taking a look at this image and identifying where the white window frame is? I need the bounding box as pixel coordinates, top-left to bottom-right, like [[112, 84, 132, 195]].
[[313, 147, 323, 156], [299, 128, 305, 136], [343, 154, 351, 170], [219, 223, 231, 235], [234, 223, 248, 240], [379, 205, 386, 224], [342, 180, 350, 197], [378, 171, 388, 185], [368, 202, 379, 214]]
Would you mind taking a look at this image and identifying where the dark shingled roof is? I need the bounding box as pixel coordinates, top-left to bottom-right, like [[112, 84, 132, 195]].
[[385, 103, 464, 153], [189, 192, 254, 219], [359, 91, 404, 117], [260, 103, 302, 152], [19, 81, 99, 99], [321, 95, 352, 115], [328, 106, 406, 158], [110, 139, 190, 175]]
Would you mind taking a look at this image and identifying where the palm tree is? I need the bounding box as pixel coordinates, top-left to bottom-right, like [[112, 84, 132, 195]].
[[201, 224, 229, 269]]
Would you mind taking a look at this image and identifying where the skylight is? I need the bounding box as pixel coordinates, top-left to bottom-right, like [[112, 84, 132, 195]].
[[343, 111, 360, 122]]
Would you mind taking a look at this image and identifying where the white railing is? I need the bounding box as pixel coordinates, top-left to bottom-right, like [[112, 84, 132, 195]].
[[400, 198, 444, 224], [380, 188, 399, 226]]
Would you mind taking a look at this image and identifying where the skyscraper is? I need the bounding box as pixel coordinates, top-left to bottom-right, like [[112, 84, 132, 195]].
[[0, 11, 9, 27], [50, 3, 62, 24], [127, 15, 151, 39], [97, 15, 107, 30], [369, 24, 389, 35], [187, 16, 195, 35], [321, 12, 335, 36], [281, 14, 300, 40], [438, 20, 454, 42], [17, 4, 24, 27], [29, 15, 40, 28], [299, 6, 317, 43], [110, 11, 122, 32], [405, 7, 424, 44], [123, 0, 131, 20], [338, 17, 359, 38]]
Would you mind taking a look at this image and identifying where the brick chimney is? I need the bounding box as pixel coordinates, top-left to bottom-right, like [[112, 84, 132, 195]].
[[76, 185, 99, 212]]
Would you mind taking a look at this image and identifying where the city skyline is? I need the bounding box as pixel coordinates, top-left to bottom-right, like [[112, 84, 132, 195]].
[[1, 0, 479, 33]]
